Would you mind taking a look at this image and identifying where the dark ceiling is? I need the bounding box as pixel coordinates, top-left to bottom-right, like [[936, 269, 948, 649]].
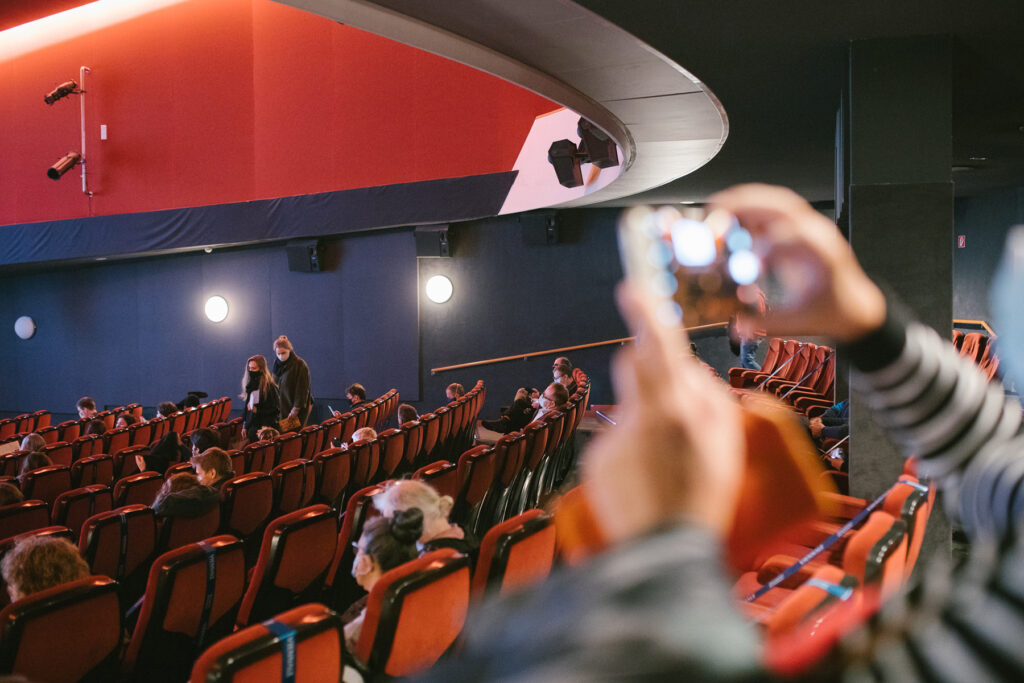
[[577, 0, 1024, 204]]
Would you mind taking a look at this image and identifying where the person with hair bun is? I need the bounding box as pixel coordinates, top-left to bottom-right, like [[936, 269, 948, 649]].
[[272, 335, 313, 431], [344, 508, 424, 655], [373, 479, 478, 560]]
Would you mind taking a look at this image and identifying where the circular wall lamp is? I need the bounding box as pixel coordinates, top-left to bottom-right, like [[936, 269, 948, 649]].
[[14, 316, 36, 340], [425, 275, 453, 304], [205, 295, 229, 323]]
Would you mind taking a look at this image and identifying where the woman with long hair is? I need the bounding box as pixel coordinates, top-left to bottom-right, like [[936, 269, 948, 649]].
[[240, 354, 280, 441]]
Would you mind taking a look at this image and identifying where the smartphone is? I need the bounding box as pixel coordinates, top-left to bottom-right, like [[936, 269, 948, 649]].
[[617, 205, 763, 327], [328, 405, 335, 415]]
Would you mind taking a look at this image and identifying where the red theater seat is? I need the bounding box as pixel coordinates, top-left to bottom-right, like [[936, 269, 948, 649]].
[[189, 603, 344, 683], [376, 427, 406, 479], [41, 441, 72, 467], [244, 440, 276, 474], [220, 473, 274, 555], [157, 504, 221, 555], [71, 454, 114, 488], [451, 445, 499, 537], [52, 485, 112, 542], [276, 432, 303, 465], [18, 465, 71, 509], [123, 536, 246, 683], [114, 471, 164, 507], [79, 504, 157, 608], [0, 502, 50, 543], [235, 505, 337, 628], [413, 460, 458, 501], [270, 459, 316, 516], [472, 509, 555, 599], [311, 447, 350, 510], [0, 576, 122, 682], [352, 548, 470, 676], [325, 484, 384, 611]]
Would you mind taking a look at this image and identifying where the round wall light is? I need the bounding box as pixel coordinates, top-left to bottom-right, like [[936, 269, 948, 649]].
[[425, 275, 453, 304], [205, 295, 229, 323], [14, 316, 36, 340]]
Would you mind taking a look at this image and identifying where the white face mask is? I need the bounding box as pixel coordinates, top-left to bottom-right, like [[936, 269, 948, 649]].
[[276, 350, 290, 362]]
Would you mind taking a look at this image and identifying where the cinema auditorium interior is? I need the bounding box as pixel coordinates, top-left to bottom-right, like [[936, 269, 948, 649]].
[[1, 0, 1024, 681]]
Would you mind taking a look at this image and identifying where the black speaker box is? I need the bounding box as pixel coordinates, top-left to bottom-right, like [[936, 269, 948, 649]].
[[415, 225, 452, 258], [286, 239, 323, 272], [520, 211, 559, 246]]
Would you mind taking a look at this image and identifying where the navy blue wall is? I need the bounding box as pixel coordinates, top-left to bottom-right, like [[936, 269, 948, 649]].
[[953, 187, 1024, 324], [0, 228, 419, 421]]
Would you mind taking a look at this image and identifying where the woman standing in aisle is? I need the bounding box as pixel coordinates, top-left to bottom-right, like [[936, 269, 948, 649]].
[[273, 335, 312, 431], [241, 355, 280, 441]]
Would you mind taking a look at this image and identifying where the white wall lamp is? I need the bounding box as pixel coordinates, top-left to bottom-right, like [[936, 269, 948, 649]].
[[14, 316, 36, 340], [205, 295, 228, 323], [425, 275, 453, 303]]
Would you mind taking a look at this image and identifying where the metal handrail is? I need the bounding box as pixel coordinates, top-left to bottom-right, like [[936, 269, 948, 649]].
[[429, 321, 728, 374], [953, 318, 996, 336], [754, 342, 809, 389], [780, 352, 833, 399]]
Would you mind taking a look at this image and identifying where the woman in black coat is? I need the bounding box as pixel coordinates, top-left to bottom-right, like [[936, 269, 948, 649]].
[[241, 354, 280, 441]]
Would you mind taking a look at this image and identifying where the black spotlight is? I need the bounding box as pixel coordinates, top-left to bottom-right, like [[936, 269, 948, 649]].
[[44, 80, 81, 105], [548, 139, 583, 188], [577, 118, 619, 169], [48, 152, 82, 180]]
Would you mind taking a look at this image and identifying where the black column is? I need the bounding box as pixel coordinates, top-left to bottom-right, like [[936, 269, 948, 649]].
[[844, 36, 953, 555]]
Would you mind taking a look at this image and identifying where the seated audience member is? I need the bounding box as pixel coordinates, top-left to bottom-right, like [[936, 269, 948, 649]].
[[177, 393, 203, 411], [76, 396, 97, 420], [84, 419, 107, 436], [482, 388, 536, 435], [351, 427, 377, 444], [136, 431, 188, 475], [190, 428, 221, 457], [374, 479, 478, 559], [156, 401, 178, 419], [19, 452, 52, 478], [1, 536, 90, 602], [397, 403, 419, 425], [114, 413, 137, 430], [255, 426, 280, 442], [810, 399, 849, 443], [446, 383, 465, 403], [152, 473, 220, 519], [347, 383, 366, 407], [19, 433, 45, 454], [530, 382, 569, 424], [0, 484, 24, 507], [190, 447, 234, 491], [342, 508, 423, 656], [552, 356, 577, 395], [424, 184, 1024, 681]]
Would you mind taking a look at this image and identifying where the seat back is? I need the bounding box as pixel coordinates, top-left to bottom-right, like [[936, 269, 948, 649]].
[[762, 564, 857, 638], [129, 421, 154, 447], [220, 473, 274, 543], [235, 505, 337, 628], [312, 447, 351, 509], [322, 417, 343, 449], [36, 426, 59, 446], [52, 485, 113, 542], [412, 460, 458, 501], [418, 412, 440, 466], [189, 603, 343, 683], [0, 501, 51, 543], [158, 504, 222, 554], [337, 411, 357, 445], [114, 471, 164, 507], [960, 332, 988, 363], [56, 420, 80, 443], [19, 465, 71, 509], [376, 428, 406, 478], [452, 445, 498, 536], [299, 424, 323, 460], [0, 576, 122, 682], [325, 484, 384, 609], [71, 454, 114, 488], [276, 432, 303, 466], [841, 511, 907, 600], [114, 444, 148, 479], [41, 441, 73, 467], [79, 505, 157, 604], [270, 459, 316, 515], [244, 440, 276, 473], [124, 536, 247, 682], [355, 548, 471, 676], [348, 438, 380, 491], [471, 509, 555, 598], [103, 427, 132, 456], [401, 420, 424, 470]]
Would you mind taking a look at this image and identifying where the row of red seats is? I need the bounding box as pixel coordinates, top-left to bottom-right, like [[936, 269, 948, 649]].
[[953, 329, 1000, 381], [0, 501, 559, 681], [729, 339, 836, 414]]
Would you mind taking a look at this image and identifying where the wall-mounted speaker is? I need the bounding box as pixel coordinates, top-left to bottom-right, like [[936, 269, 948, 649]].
[[286, 239, 323, 272], [415, 225, 452, 258], [520, 211, 559, 246]]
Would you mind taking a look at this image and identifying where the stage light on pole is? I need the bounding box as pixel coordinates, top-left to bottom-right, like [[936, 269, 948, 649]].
[[205, 295, 228, 323], [425, 275, 453, 304], [47, 151, 82, 180]]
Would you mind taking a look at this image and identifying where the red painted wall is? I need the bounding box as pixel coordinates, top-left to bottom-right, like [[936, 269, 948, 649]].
[[0, 0, 556, 226]]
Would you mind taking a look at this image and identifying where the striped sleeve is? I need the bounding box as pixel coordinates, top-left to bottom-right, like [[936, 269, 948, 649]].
[[850, 320, 1023, 536]]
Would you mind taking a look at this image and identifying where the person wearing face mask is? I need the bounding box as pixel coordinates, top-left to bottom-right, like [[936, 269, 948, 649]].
[[272, 335, 313, 432], [530, 382, 569, 425], [240, 354, 280, 442], [552, 357, 577, 396], [342, 507, 424, 657]]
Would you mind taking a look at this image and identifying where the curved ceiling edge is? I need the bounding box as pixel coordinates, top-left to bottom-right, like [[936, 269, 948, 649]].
[[275, 0, 728, 208]]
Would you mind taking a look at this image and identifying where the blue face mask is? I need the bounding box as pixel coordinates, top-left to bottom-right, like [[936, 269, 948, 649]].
[[990, 226, 1024, 389]]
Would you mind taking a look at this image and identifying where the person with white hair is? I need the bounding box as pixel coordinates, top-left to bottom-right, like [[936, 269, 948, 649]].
[[373, 479, 477, 560]]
